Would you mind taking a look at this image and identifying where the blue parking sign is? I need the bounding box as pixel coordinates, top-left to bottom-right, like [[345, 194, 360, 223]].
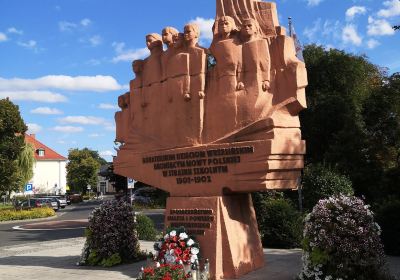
[[25, 183, 33, 192]]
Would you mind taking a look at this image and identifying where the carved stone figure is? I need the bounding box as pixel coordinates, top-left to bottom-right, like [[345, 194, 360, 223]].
[[236, 18, 272, 127], [182, 23, 207, 144], [205, 16, 242, 142], [142, 33, 163, 140]]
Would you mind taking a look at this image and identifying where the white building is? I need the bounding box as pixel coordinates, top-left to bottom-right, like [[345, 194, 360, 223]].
[[25, 134, 67, 194]]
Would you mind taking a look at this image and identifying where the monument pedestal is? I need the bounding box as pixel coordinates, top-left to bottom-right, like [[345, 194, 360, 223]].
[[165, 194, 264, 279]]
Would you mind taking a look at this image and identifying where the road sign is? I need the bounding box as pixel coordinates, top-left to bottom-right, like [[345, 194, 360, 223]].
[[25, 183, 33, 194], [127, 178, 136, 189]]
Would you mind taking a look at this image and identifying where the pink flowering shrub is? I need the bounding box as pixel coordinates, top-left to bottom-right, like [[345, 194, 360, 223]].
[[299, 195, 392, 280], [79, 200, 142, 266]]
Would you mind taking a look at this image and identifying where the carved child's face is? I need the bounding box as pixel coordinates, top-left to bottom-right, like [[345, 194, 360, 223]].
[[241, 20, 256, 36], [184, 26, 197, 41], [146, 36, 160, 50], [162, 30, 174, 46], [219, 18, 232, 34], [173, 33, 184, 48], [132, 61, 142, 74]]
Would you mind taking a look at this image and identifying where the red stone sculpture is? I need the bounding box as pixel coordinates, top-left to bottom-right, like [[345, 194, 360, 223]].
[[114, 1, 307, 279]]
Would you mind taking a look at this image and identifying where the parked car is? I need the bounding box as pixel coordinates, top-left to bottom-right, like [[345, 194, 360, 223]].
[[46, 195, 67, 208], [67, 193, 83, 203], [131, 187, 155, 204], [16, 198, 52, 210], [37, 197, 60, 211]]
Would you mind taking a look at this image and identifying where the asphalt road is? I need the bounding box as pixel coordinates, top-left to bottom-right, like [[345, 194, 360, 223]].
[[0, 199, 165, 248]]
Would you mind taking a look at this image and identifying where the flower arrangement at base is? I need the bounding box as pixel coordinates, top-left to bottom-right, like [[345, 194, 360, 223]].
[[139, 263, 188, 280], [154, 227, 200, 266], [299, 195, 393, 280], [138, 227, 210, 280]]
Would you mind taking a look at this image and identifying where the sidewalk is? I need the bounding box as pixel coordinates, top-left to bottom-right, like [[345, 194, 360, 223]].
[[0, 237, 398, 280]]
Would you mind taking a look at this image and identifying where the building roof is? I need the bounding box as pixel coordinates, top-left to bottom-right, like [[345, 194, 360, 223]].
[[25, 134, 67, 161]]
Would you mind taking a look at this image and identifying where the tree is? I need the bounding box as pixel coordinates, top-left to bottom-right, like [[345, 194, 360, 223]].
[[66, 148, 103, 193], [0, 98, 27, 195], [15, 142, 35, 190], [301, 45, 385, 201]]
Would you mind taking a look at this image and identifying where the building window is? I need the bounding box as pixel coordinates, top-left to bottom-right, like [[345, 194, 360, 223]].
[[37, 148, 45, 157]]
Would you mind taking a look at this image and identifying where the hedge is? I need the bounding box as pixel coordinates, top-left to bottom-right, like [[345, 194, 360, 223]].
[[0, 207, 55, 221]]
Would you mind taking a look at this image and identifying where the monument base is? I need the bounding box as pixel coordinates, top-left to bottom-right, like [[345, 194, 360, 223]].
[[165, 194, 264, 279]]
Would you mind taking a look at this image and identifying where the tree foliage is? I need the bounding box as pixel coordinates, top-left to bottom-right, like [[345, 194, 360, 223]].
[[301, 45, 388, 201], [66, 148, 104, 193], [16, 142, 35, 189], [0, 98, 27, 195]]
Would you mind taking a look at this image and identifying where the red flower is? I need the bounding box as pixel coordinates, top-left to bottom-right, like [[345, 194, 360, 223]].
[[179, 241, 186, 248], [174, 247, 182, 256]]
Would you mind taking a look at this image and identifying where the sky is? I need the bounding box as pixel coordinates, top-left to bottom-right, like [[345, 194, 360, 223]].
[[0, 0, 399, 162]]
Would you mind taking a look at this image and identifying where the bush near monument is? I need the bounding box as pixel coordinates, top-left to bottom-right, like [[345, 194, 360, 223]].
[[301, 164, 354, 210], [299, 195, 391, 280], [78, 200, 144, 267], [0, 207, 55, 221], [136, 214, 159, 241], [376, 199, 400, 256], [253, 193, 302, 249]]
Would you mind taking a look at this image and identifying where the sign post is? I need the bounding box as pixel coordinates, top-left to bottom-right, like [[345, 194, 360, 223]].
[[127, 178, 136, 205], [25, 183, 33, 207]]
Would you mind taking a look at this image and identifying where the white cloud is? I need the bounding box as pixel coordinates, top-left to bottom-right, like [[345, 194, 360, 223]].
[[112, 42, 149, 63], [0, 75, 123, 92], [98, 103, 118, 110], [189, 17, 214, 41], [307, 0, 324, 7], [378, 0, 400, 18], [100, 150, 115, 157], [59, 18, 92, 32], [27, 123, 43, 134], [366, 39, 380, 49], [80, 18, 92, 27], [367, 17, 395, 36], [105, 125, 116, 132], [59, 116, 110, 126], [342, 24, 362, 46], [7, 27, 23, 35], [0, 90, 67, 103], [59, 21, 78, 32], [88, 133, 104, 137], [17, 40, 37, 50], [303, 19, 322, 42], [0, 32, 8, 42], [31, 107, 63, 115], [53, 126, 84, 133], [346, 6, 367, 21], [89, 35, 102, 46]]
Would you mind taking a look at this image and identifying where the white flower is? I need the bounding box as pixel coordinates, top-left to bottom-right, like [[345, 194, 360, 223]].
[[190, 254, 198, 263], [165, 254, 176, 264], [169, 230, 177, 237], [190, 247, 200, 255], [157, 241, 163, 249], [187, 239, 194, 246], [179, 232, 188, 240], [164, 234, 169, 240], [169, 249, 175, 255], [156, 262, 160, 267]]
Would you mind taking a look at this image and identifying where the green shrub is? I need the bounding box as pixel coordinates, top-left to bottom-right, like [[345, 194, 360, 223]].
[[253, 194, 302, 248], [301, 164, 353, 210], [136, 214, 158, 241], [376, 199, 400, 256]]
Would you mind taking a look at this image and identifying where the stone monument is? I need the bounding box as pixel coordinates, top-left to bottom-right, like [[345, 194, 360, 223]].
[[114, 0, 307, 279]]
